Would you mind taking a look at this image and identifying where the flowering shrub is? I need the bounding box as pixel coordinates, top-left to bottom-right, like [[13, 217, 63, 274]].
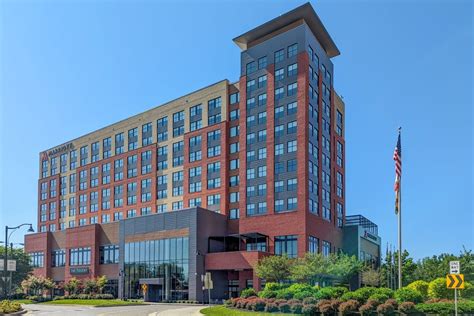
[[398, 301, 417, 314], [302, 303, 318, 315], [0, 300, 22, 314], [290, 302, 303, 314], [302, 297, 317, 305], [376, 302, 395, 315], [264, 302, 279, 313], [338, 299, 360, 315], [278, 302, 291, 313]]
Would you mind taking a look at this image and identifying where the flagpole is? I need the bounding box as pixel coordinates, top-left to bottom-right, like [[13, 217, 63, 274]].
[[397, 127, 402, 289]]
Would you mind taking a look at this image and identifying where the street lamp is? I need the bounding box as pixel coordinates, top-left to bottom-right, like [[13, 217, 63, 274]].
[[3, 224, 34, 298]]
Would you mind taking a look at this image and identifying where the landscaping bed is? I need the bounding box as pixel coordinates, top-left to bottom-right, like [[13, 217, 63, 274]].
[[38, 298, 144, 307], [0, 300, 23, 314]]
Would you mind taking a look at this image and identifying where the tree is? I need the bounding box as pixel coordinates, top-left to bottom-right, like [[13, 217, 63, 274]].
[[64, 278, 81, 295], [96, 275, 108, 294], [84, 279, 98, 294], [255, 255, 292, 283], [0, 245, 33, 294], [381, 249, 416, 288], [362, 268, 381, 287], [21, 275, 54, 297], [290, 253, 362, 285]]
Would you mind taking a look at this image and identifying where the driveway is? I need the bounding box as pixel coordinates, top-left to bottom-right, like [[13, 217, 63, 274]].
[[23, 303, 204, 316]]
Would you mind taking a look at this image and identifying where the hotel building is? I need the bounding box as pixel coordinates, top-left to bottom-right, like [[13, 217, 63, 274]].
[[25, 3, 378, 301]]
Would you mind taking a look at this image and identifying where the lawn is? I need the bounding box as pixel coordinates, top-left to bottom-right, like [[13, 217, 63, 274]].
[[12, 299, 34, 304], [201, 306, 294, 316], [39, 299, 144, 307]]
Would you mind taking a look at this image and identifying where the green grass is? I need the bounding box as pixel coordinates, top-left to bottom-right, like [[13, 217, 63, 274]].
[[200, 306, 294, 316], [39, 299, 144, 307], [12, 299, 34, 304]]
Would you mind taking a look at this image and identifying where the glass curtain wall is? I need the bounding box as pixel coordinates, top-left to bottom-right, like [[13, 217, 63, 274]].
[[124, 236, 189, 300]]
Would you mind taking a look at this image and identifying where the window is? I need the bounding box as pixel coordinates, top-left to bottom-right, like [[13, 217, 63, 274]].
[[246, 61, 256, 75], [275, 68, 284, 81], [275, 144, 284, 156], [337, 203, 344, 228], [275, 180, 284, 193], [323, 241, 331, 257], [275, 106, 284, 119], [287, 197, 297, 210], [189, 197, 202, 207], [258, 165, 267, 177], [287, 159, 297, 172], [70, 247, 91, 266], [128, 128, 138, 151], [230, 159, 239, 170], [258, 56, 267, 69], [30, 252, 44, 268], [258, 93, 267, 107], [258, 75, 267, 88], [247, 80, 256, 93], [142, 123, 152, 146], [230, 92, 240, 104], [275, 87, 284, 100], [230, 126, 239, 137], [230, 142, 239, 154], [229, 192, 239, 203], [229, 208, 240, 219], [288, 43, 298, 57], [275, 125, 284, 137], [309, 236, 319, 253], [100, 245, 119, 264], [287, 121, 297, 134], [51, 249, 66, 267], [230, 109, 239, 121], [288, 63, 298, 76], [207, 194, 220, 206], [275, 235, 297, 258], [287, 140, 297, 153], [258, 129, 267, 142], [287, 82, 297, 96], [115, 133, 124, 154], [246, 168, 255, 180], [287, 178, 297, 191], [274, 199, 284, 212], [274, 49, 284, 63]]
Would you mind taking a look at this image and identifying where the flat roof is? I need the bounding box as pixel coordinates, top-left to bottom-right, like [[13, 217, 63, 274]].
[[233, 2, 340, 58]]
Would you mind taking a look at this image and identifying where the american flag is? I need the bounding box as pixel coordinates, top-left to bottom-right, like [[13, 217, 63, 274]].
[[393, 131, 402, 214]]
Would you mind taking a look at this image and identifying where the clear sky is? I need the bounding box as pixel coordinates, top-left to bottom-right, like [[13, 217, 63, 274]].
[[0, 0, 472, 259]]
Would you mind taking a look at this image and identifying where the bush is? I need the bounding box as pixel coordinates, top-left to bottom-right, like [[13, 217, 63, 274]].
[[0, 300, 22, 314], [407, 280, 429, 299], [265, 302, 279, 313], [376, 302, 395, 315], [395, 287, 423, 304], [341, 291, 365, 303], [354, 287, 377, 302], [373, 287, 394, 298], [302, 303, 318, 315], [368, 293, 389, 304], [302, 297, 317, 305], [279, 302, 291, 313], [338, 299, 360, 315], [398, 302, 417, 314], [224, 299, 232, 307], [317, 299, 341, 314], [264, 282, 289, 291], [359, 302, 376, 316], [428, 277, 451, 299], [254, 298, 266, 312], [276, 288, 294, 300], [294, 290, 315, 300], [259, 289, 277, 299], [240, 288, 257, 298], [290, 302, 303, 314], [385, 298, 398, 309], [315, 286, 348, 300], [416, 301, 474, 315]]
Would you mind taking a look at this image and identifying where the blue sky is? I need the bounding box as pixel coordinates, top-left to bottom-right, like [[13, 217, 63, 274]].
[[0, 0, 472, 259]]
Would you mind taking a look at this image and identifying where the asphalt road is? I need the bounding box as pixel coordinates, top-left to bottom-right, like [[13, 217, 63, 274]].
[[23, 303, 204, 316]]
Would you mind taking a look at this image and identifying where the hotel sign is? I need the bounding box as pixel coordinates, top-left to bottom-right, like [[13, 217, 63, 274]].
[[364, 230, 377, 241], [70, 267, 89, 275], [41, 143, 74, 160]]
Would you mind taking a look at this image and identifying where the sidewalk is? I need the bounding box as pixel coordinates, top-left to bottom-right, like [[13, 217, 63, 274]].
[[151, 306, 204, 316]]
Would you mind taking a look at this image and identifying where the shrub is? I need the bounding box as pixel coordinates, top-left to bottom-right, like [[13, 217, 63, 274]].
[[279, 302, 291, 313], [461, 281, 474, 300], [240, 287, 257, 298], [385, 298, 398, 309], [359, 302, 376, 316], [293, 291, 314, 300], [354, 287, 377, 302], [368, 293, 389, 304], [407, 280, 429, 299], [259, 289, 277, 298], [376, 302, 395, 315], [302, 303, 318, 315], [253, 298, 266, 312], [302, 297, 317, 305], [315, 286, 348, 300], [0, 300, 22, 314], [395, 287, 423, 304], [428, 277, 451, 299], [341, 291, 364, 303], [366, 299, 381, 307], [318, 299, 340, 314], [287, 299, 302, 305], [276, 288, 294, 300], [274, 299, 288, 306], [224, 299, 232, 307], [338, 299, 360, 315], [290, 302, 304, 314], [373, 287, 394, 298], [265, 302, 279, 313], [264, 282, 289, 291], [398, 302, 417, 315], [288, 283, 316, 298], [416, 301, 474, 315]]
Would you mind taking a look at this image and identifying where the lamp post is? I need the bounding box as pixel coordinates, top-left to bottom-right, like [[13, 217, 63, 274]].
[[3, 224, 34, 298]]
